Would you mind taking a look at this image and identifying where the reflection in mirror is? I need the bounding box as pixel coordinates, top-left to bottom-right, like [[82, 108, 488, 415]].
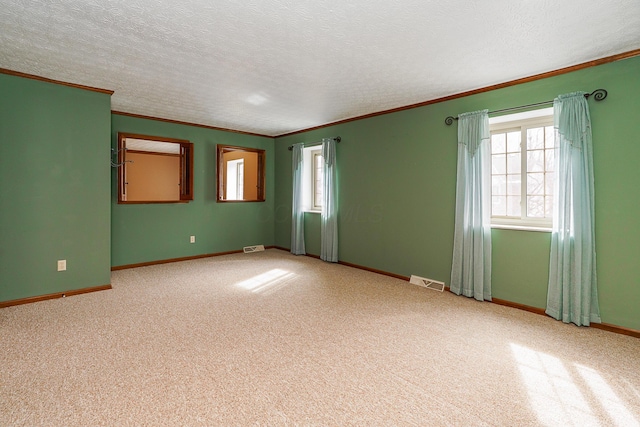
[[117, 133, 193, 204], [217, 145, 265, 202]]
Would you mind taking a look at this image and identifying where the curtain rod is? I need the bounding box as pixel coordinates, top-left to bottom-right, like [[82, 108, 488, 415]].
[[444, 89, 608, 125], [287, 136, 341, 151]]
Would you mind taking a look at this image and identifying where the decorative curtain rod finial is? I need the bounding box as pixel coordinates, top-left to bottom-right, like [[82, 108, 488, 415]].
[[585, 88, 607, 101]]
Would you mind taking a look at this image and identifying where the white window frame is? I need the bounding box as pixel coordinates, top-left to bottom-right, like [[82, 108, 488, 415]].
[[489, 108, 554, 232], [301, 146, 323, 213], [226, 158, 244, 201], [312, 150, 323, 211]]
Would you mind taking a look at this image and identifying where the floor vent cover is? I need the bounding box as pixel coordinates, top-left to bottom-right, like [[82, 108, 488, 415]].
[[243, 245, 265, 253], [409, 275, 445, 292]]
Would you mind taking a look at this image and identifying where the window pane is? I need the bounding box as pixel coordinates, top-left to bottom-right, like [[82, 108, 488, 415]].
[[545, 172, 554, 195], [507, 153, 520, 174], [492, 154, 506, 174], [492, 133, 506, 153], [527, 150, 544, 172], [507, 132, 520, 152], [545, 149, 554, 172], [492, 196, 506, 216], [506, 196, 521, 217], [527, 127, 544, 150], [527, 196, 545, 218], [545, 126, 555, 149], [527, 172, 544, 195], [545, 196, 553, 218], [507, 174, 521, 195], [492, 175, 506, 195]]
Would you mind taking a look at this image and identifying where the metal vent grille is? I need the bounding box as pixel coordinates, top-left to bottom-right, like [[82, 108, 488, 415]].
[[243, 245, 265, 253], [409, 275, 445, 292]]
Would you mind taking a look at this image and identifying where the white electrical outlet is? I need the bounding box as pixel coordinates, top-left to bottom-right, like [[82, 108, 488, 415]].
[[57, 260, 67, 272], [190, 235, 195, 243]]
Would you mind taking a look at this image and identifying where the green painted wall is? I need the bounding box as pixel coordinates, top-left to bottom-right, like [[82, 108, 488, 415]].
[[110, 115, 274, 267], [274, 56, 640, 330], [0, 74, 111, 301], [3, 56, 638, 330]]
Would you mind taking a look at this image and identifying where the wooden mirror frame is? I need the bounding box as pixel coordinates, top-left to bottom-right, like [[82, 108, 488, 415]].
[[217, 145, 266, 202], [117, 132, 193, 204]]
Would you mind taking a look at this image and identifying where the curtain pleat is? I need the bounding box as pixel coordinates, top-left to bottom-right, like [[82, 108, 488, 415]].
[[546, 92, 600, 326], [291, 143, 306, 255], [321, 138, 338, 262], [450, 110, 492, 301]]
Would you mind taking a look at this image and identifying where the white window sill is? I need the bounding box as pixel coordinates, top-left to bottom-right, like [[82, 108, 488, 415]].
[[303, 209, 321, 214], [491, 223, 551, 233]]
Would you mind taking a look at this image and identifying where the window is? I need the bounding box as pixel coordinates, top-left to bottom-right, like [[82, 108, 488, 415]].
[[489, 108, 554, 230], [312, 149, 324, 210], [226, 158, 244, 200], [117, 133, 193, 203], [302, 146, 323, 212]]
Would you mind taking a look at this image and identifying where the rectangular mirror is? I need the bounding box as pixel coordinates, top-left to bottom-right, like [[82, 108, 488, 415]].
[[117, 133, 193, 203], [217, 145, 265, 202]]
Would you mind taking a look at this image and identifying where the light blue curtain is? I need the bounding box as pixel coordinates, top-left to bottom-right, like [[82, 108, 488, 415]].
[[450, 110, 492, 301], [291, 143, 306, 255], [546, 92, 601, 326], [321, 138, 338, 262]]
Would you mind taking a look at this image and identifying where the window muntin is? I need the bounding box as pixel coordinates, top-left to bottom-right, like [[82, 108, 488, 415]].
[[490, 112, 554, 230]]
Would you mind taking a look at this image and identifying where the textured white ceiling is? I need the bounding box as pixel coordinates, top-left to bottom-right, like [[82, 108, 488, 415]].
[[1, 1, 639, 137]]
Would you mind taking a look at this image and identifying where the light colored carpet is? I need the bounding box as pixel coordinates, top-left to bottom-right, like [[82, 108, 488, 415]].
[[1, 249, 639, 426]]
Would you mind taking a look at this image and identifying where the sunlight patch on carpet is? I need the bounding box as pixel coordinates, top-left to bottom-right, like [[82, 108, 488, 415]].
[[235, 269, 296, 294], [575, 364, 639, 427], [510, 343, 597, 426]]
